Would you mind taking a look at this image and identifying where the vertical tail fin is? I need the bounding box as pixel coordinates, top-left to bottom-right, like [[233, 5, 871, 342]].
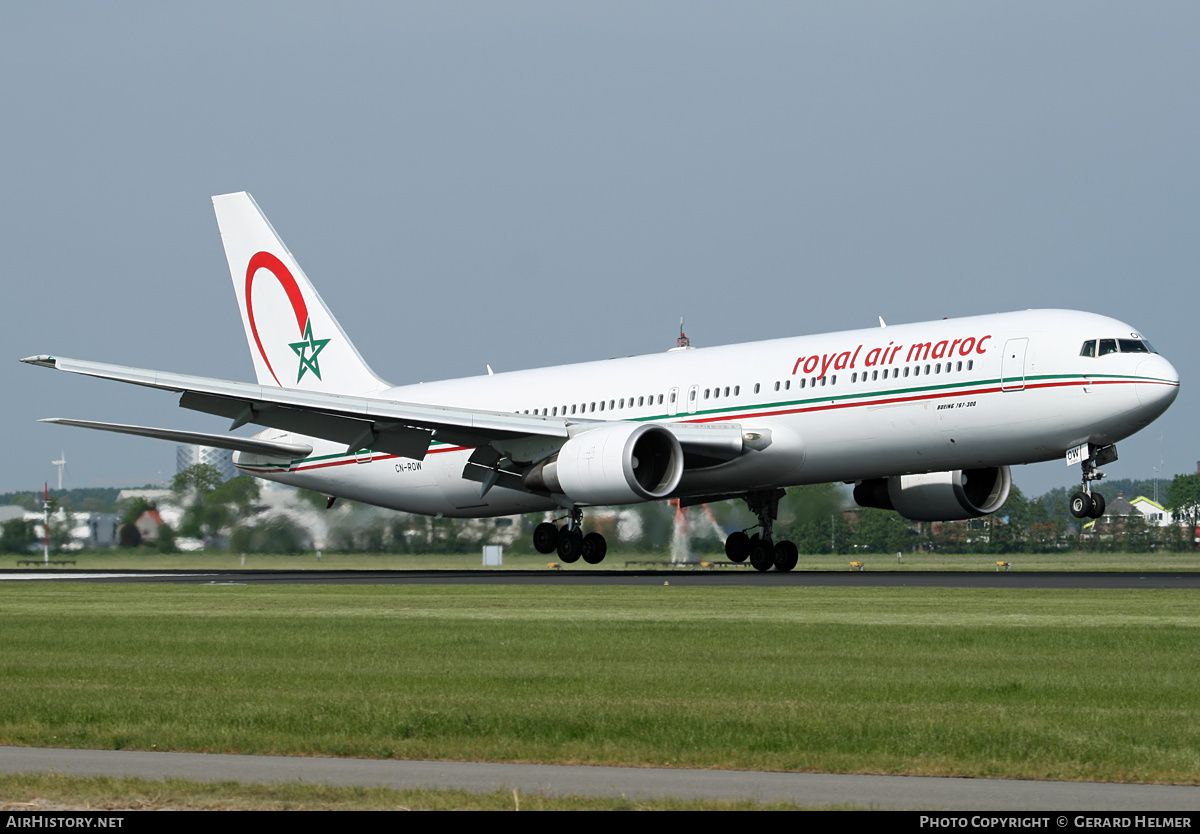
[[212, 192, 389, 394]]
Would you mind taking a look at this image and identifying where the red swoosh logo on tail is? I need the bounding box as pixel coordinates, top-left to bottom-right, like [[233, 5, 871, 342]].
[[245, 251, 309, 387]]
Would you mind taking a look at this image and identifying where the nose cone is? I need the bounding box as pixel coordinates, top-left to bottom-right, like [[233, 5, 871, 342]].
[[1135, 355, 1180, 418]]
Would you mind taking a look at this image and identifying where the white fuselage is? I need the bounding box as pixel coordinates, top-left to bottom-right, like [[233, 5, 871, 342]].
[[235, 309, 1179, 517]]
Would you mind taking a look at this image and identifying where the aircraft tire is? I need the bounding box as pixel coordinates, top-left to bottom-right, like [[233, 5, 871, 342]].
[[748, 540, 774, 572], [533, 522, 560, 554], [582, 532, 607, 564], [557, 529, 583, 563], [725, 531, 750, 562], [1070, 492, 1093, 519], [1088, 492, 1106, 519], [773, 540, 799, 572]]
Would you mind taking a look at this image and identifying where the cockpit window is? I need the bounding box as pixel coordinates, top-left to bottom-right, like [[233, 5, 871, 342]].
[[1086, 337, 1158, 357]]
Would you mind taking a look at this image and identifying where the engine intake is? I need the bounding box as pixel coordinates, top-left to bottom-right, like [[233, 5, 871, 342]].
[[524, 422, 684, 506], [853, 466, 1012, 521]]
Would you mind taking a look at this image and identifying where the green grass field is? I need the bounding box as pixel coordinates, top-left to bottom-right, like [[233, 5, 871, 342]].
[[0, 773, 819, 811], [1, 583, 1198, 784]]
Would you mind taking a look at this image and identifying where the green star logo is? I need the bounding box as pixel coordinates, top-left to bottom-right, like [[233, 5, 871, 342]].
[[289, 320, 331, 383]]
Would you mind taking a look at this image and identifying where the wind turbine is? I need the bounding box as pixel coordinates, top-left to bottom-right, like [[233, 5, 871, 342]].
[[51, 451, 66, 491]]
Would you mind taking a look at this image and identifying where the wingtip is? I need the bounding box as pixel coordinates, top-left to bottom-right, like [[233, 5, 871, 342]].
[[20, 355, 57, 368]]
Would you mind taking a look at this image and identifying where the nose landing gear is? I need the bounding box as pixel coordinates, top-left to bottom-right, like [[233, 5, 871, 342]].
[[1069, 443, 1116, 520]]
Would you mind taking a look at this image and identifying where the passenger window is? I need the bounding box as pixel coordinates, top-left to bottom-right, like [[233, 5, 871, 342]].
[[831, 375, 837, 385], [1099, 339, 1118, 356], [851, 373, 857, 383], [904, 367, 910, 378], [774, 381, 780, 391], [670, 391, 677, 403], [638, 396, 644, 406], [754, 383, 760, 394], [1080, 340, 1096, 358], [599, 401, 605, 411], [967, 360, 974, 370], [733, 386, 739, 396], [800, 378, 806, 389]]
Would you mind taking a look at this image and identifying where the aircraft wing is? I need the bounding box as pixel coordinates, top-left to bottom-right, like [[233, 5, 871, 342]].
[[23, 355, 755, 469], [22, 355, 568, 461]]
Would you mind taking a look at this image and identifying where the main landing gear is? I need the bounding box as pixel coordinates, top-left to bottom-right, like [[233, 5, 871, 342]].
[[532, 507, 608, 565], [1069, 444, 1117, 520], [723, 488, 799, 572]]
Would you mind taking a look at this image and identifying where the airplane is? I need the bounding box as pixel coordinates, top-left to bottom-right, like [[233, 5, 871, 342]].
[[22, 192, 1180, 570]]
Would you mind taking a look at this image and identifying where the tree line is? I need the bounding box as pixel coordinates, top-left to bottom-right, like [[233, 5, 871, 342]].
[[4, 469, 1199, 555]]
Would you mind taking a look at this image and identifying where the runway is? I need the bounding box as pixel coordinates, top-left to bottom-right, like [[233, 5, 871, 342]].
[[2, 568, 1200, 589], [4, 567, 1197, 809], [2, 747, 1198, 811]]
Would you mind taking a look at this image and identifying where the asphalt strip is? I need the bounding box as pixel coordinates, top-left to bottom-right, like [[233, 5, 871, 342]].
[[1, 747, 1198, 810]]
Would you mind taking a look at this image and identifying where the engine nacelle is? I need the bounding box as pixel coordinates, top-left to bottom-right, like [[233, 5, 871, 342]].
[[853, 466, 1012, 521], [524, 423, 684, 506]]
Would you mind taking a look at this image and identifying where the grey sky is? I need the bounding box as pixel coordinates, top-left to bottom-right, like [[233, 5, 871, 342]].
[[2, 2, 1196, 499]]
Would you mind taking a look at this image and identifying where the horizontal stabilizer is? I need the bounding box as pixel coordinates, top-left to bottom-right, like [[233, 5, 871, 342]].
[[39, 418, 313, 459]]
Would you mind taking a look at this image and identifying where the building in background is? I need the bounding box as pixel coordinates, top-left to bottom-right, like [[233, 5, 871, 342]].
[[177, 445, 237, 481]]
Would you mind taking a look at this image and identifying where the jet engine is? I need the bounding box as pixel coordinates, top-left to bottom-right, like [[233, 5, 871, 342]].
[[524, 422, 684, 506], [853, 466, 1012, 521]]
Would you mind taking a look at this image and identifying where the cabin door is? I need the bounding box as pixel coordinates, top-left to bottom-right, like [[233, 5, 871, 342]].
[[1000, 338, 1028, 391]]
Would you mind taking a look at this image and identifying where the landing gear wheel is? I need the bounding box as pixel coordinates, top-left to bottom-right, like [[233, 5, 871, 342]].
[[773, 540, 799, 572], [1070, 492, 1093, 519], [557, 529, 583, 563], [1087, 492, 1106, 519], [582, 532, 608, 564], [749, 539, 775, 572], [533, 522, 560, 554], [725, 531, 751, 563]]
